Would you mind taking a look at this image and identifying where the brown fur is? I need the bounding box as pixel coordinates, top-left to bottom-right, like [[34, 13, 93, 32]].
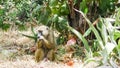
[[35, 25, 56, 62]]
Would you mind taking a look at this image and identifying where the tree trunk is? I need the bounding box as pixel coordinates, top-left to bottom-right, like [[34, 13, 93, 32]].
[[68, 0, 84, 34]]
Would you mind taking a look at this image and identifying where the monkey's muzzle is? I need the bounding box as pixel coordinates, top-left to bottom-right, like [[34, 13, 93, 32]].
[[37, 30, 43, 40]]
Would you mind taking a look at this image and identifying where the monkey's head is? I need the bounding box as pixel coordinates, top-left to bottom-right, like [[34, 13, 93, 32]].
[[37, 25, 49, 39]]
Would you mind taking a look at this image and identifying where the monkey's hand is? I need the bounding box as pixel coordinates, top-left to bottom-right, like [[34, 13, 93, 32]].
[[38, 35, 55, 49], [41, 37, 55, 49]]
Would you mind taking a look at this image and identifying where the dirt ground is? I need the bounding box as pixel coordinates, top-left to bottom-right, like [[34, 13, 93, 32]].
[[0, 55, 115, 68], [0, 55, 101, 68], [0, 55, 83, 68], [0, 29, 119, 68]]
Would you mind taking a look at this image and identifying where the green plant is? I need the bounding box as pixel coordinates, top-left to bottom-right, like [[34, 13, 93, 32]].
[[73, 9, 119, 67], [68, 26, 92, 56], [22, 26, 37, 42], [0, 8, 10, 30]]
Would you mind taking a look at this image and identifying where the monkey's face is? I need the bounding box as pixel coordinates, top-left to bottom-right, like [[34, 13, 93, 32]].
[[37, 25, 49, 39]]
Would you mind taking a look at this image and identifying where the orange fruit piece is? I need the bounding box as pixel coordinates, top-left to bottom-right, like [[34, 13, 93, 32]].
[[66, 60, 74, 66]]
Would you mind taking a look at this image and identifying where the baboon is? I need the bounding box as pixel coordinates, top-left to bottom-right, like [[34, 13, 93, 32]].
[[35, 25, 56, 62]]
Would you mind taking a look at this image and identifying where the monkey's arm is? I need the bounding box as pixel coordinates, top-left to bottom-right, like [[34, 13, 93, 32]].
[[36, 40, 42, 48], [42, 38, 55, 49], [39, 35, 55, 49]]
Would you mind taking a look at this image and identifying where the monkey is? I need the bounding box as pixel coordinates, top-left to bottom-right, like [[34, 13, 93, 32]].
[[35, 25, 56, 62]]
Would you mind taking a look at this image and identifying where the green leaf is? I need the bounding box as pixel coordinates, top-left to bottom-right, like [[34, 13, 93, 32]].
[[32, 4, 41, 13], [52, 14, 58, 23], [84, 58, 99, 67], [74, 9, 104, 49], [97, 18, 108, 44], [0, 18, 3, 25], [105, 42, 116, 55], [84, 8, 88, 14], [22, 34, 37, 42], [31, 26, 36, 36], [18, 24, 26, 30], [101, 48, 108, 63], [117, 40, 120, 57], [80, 0, 88, 14], [49, 0, 58, 6], [51, 6, 60, 15], [114, 30, 120, 40], [83, 28, 92, 37], [60, 4, 69, 15], [100, 42, 116, 64], [2, 23, 10, 31], [0, 9, 4, 15], [109, 57, 118, 68]]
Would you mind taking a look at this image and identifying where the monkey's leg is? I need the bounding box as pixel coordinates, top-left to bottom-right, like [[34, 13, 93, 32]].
[[35, 48, 44, 62], [47, 49, 55, 61]]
